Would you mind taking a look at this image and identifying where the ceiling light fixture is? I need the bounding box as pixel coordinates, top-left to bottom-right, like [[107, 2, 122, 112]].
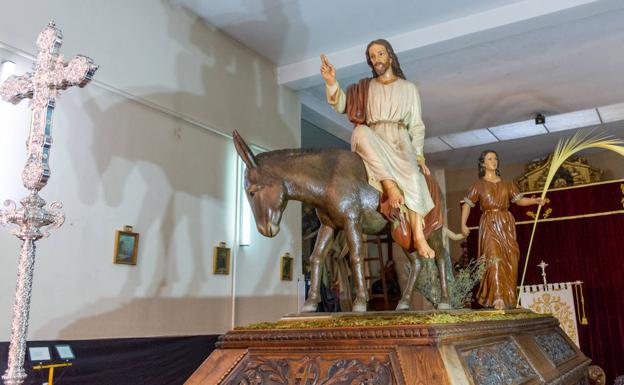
[[439, 129, 498, 149], [424, 137, 452, 153], [543, 109, 601, 132], [488, 119, 547, 141], [597, 102, 624, 124]]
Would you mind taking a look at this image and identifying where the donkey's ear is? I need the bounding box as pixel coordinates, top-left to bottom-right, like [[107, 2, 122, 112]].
[[233, 129, 258, 169]]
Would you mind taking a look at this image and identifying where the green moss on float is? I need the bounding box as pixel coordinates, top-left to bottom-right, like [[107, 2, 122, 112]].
[[237, 309, 548, 330]]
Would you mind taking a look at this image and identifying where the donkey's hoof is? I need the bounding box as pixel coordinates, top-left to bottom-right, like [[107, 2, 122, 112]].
[[301, 299, 318, 312], [352, 297, 367, 313], [396, 300, 410, 311], [437, 302, 452, 310]]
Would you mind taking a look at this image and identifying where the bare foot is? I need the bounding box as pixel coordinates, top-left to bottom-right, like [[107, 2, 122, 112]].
[[493, 298, 505, 310], [415, 236, 435, 258]]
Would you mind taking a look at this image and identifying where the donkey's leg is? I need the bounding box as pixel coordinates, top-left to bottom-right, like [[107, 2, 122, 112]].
[[429, 229, 451, 309], [396, 250, 423, 311], [302, 224, 335, 312], [436, 253, 451, 310], [344, 220, 367, 312]]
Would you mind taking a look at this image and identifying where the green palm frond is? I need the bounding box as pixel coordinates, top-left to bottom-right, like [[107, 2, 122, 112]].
[[517, 131, 624, 307]]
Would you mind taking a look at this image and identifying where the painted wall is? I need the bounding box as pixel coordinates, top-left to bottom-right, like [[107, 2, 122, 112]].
[[0, 1, 301, 340]]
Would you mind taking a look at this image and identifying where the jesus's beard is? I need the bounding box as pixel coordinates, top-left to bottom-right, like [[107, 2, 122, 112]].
[[374, 62, 390, 76]]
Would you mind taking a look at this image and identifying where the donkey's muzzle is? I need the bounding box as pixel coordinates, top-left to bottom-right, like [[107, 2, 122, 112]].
[[258, 223, 280, 238]]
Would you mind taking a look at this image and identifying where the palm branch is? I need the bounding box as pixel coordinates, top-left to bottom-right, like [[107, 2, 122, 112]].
[[517, 131, 624, 307]]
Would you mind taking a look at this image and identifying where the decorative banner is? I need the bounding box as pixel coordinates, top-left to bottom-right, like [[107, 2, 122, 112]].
[[519, 283, 580, 347]]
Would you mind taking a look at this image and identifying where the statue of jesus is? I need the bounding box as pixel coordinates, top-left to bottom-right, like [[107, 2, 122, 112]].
[[321, 39, 435, 258]]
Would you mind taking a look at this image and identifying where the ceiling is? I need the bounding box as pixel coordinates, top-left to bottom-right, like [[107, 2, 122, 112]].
[[173, 0, 624, 170]]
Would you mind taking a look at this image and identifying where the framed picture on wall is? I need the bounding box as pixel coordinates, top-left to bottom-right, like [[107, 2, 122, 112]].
[[213, 242, 231, 275], [113, 226, 139, 265], [280, 253, 293, 281]]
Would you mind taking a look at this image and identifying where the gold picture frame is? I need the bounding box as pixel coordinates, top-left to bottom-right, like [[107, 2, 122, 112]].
[[113, 226, 139, 265], [280, 253, 293, 281], [213, 242, 231, 275]]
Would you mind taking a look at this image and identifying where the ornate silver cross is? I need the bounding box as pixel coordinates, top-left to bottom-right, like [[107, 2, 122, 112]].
[[1, 20, 98, 191], [0, 21, 97, 385]]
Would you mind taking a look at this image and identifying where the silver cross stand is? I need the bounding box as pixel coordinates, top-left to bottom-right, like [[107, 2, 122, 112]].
[[0, 21, 97, 385]]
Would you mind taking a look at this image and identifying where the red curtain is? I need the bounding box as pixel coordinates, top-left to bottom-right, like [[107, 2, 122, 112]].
[[466, 180, 624, 383]]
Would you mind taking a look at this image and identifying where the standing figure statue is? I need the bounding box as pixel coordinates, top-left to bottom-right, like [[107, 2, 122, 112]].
[[460, 150, 545, 310], [321, 39, 435, 259]]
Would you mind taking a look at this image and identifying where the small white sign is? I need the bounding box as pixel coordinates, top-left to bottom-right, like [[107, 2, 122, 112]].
[[55, 344, 75, 360], [28, 347, 51, 362]]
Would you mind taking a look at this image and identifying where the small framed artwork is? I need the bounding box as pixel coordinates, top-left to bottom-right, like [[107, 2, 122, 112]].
[[113, 226, 139, 265], [280, 252, 293, 281], [213, 242, 231, 275]]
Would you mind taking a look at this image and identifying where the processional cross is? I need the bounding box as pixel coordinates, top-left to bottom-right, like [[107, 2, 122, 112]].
[[538, 260, 549, 288], [0, 21, 97, 385]]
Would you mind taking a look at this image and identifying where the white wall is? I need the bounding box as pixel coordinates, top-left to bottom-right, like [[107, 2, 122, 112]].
[[0, 0, 301, 340]]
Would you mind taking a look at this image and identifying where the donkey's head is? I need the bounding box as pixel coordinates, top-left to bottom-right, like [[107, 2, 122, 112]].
[[233, 130, 287, 237]]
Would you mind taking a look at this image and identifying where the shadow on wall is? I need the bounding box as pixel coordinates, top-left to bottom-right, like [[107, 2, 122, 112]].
[[44, 295, 295, 339], [167, 0, 306, 149], [165, 0, 309, 302], [36, 1, 307, 337]]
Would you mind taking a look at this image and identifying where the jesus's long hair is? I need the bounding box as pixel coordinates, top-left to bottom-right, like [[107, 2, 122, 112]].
[[365, 39, 406, 80]]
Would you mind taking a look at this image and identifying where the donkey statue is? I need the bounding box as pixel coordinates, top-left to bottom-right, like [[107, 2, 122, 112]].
[[233, 130, 450, 312]]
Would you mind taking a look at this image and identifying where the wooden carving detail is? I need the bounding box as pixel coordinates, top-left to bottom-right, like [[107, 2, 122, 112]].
[[516, 153, 602, 192], [534, 332, 576, 366], [321, 359, 393, 385], [218, 327, 435, 348], [223, 356, 393, 385], [292, 357, 321, 385], [587, 365, 605, 385], [462, 340, 536, 385], [224, 357, 291, 385]]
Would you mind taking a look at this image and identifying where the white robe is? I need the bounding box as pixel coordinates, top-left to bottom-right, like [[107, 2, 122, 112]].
[[327, 78, 434, 217]]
